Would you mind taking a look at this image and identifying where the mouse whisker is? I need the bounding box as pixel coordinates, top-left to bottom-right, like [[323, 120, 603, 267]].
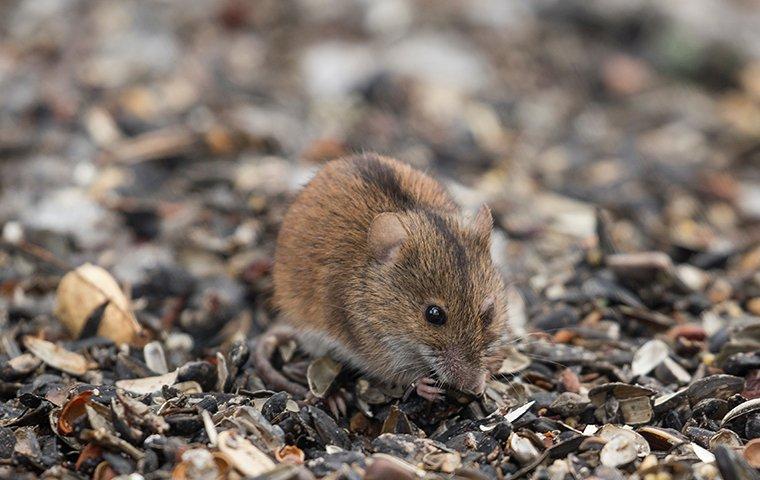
[[516, 352, 570, 370], [501, 325, 605, 343]]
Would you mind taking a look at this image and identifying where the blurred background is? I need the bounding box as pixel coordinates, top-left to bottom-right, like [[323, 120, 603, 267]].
[[1, 0, 759, 326]]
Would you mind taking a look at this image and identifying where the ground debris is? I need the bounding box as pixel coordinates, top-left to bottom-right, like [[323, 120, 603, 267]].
[[1, 1, 759, 479]]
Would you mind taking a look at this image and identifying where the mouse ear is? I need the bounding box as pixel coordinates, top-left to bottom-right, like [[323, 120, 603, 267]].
[[468, 204, 493, 242], [368, 212, 407, 263]]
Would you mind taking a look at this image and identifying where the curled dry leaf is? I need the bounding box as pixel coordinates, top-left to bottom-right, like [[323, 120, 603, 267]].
[[58, 391, 94, 435], [55, 263, 143, 345], [217, 429, 275, 477], [275, 445, 305, 465], [22, 336, 90, 376]]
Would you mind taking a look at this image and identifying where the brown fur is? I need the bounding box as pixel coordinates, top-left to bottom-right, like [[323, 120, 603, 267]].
[[269, 154, 510, 393]]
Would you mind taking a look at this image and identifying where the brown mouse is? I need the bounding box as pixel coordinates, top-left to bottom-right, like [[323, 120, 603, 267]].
[[254, 153, 511, 405]]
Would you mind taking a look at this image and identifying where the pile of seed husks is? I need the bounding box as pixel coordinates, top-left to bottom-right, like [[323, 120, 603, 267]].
[[3, 206, 760, 480], [2, 0, 760, 479]]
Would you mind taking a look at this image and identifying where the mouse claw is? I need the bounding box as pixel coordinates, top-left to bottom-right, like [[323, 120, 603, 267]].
[[324, 389, 349, 419], [415, 377, 445, 402], [336, 394, 347, 417], [327, 396, 340, 419]]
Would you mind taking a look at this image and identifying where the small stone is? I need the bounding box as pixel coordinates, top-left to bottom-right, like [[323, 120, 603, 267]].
[[747, 297, 760, 316], [1, 221, 23, 244], [607, 252, 674, 282], [675, 264, 709, 292], [738, 182, 760, 220], [601, 54, 652, 96], [707, 278, 733, 303]]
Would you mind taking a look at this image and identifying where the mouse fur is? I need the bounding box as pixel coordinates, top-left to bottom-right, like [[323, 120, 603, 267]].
[[263, 153, 511, 396]]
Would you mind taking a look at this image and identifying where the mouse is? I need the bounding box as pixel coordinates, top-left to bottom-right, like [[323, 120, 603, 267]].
[[254, 153, 511, 408]]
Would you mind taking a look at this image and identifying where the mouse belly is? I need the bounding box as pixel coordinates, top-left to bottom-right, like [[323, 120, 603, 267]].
[[295, 329, 359, 367]]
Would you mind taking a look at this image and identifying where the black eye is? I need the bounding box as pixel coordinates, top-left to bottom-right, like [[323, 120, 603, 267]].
[[425, 305, 447, 325]]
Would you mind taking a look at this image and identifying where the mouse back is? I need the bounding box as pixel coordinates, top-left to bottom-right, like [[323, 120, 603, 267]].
[[272, 154, 510, 392]]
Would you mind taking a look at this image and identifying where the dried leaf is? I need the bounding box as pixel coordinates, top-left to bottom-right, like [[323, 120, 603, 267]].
[[55, 263, 143, 345], [58, 391, 94, 435], [22, 336, 90, 376], [275, 445, 305, 465]]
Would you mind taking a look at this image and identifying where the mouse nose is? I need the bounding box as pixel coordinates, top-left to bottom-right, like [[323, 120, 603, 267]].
[[461, 370, 488, 396]]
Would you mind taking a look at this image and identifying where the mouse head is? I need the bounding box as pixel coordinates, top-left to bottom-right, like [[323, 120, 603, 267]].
[[360, 204, 509, 395]]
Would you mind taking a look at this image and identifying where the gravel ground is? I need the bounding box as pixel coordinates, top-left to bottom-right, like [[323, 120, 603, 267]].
[[1, 1, 759, 479]]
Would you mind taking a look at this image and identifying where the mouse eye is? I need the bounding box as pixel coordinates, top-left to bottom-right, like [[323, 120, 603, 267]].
[[425, 305, 447, 326]]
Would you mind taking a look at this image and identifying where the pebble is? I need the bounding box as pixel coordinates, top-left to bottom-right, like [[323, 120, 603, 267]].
[[301, 42, 378, 99], [385, 33, 491, 93], [1, 221, 23, 244], [707, 278, 733, 303], [747, 297, 760, 316], [22, 188, 113, 249]]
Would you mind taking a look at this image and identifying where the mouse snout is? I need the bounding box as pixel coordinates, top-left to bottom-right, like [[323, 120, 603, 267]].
[[441, 347, 488, 395], [460, 369, 487, 396]]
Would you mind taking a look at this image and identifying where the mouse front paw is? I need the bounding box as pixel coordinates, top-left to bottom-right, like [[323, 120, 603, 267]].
[[414, 377, 445, 402], [322, 388, 349, 418]]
